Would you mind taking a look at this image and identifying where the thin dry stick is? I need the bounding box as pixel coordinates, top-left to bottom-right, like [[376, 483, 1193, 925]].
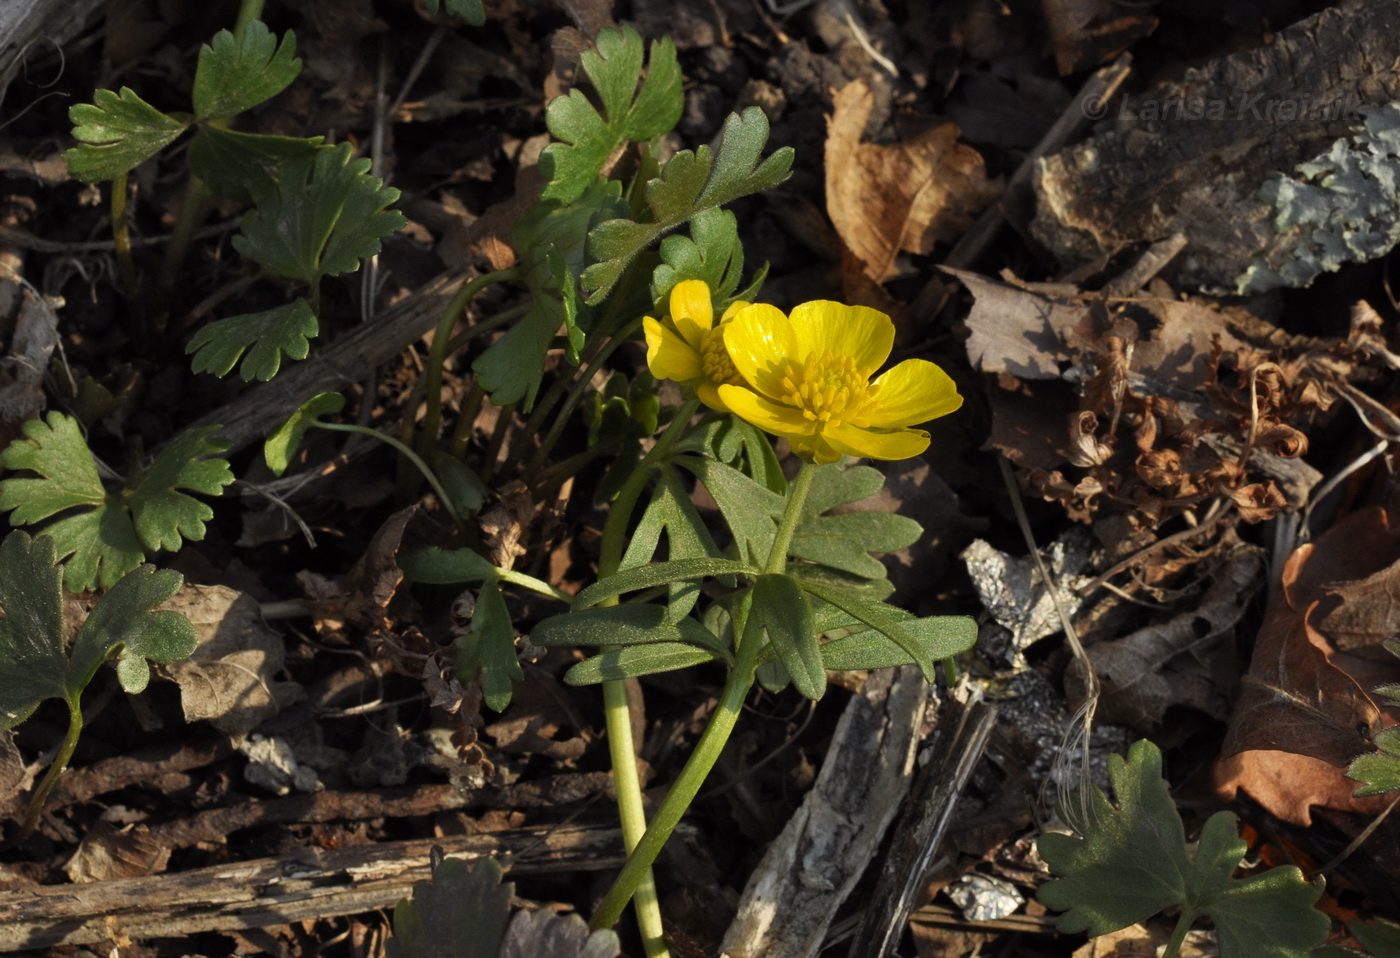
[[1076, 497, 1230, 596], [1314, 794, 1400, 876]]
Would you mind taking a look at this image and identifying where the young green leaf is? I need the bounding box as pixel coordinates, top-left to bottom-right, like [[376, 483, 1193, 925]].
[[387, 855, 512, 958], [572, 557, 757, 610], [398, 546, 496, 585], [817, 615, 977, 671], [531, 604, 727, 658], [64, 88, 188, 183], [619, 468, 721, 621], [749, 573, 823, 699], [0, 531, 195, 730], [651, 207, 746, 304], [264, 391, 346, 476], [673, 454, 781, 566], [421, 0, 487, 25], [187, 126, 323, 203], [1038, 739, 1328, 957], [539, 24, 683, 204], [234, 143, 406, 285], [456, 578, 522, 711], [582, 108, 794, 304], [429, 452, 488, 516], [791, 511, 922, 579], [794, 578, 941, 682], [192, 21, 301, 122], [565, 642, 721, 685], [187, 299, 318, 382], [1347, 727, 1400, 797], [0, 413, 232, 592]]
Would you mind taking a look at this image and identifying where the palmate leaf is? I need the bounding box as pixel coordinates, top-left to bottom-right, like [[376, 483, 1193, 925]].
[[421, 0, 487, 26], [187, 299, 318, 382], [0, 531, 195, 730], [539, 24, 683, 204], [673, 454, 781, 566], [582, 107, 794, 304], [64, 87, 188, 183], [193, 21, 301, 122], [1038, 740, 1328, 957], [0, 413, 232, 592], [234, 142, 405, 285], [387, 855, 512, 958], [651, 207, 747, 303], [187, 126, 323, 203]]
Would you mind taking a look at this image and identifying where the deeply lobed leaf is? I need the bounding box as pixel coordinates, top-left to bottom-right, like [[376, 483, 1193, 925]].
[[388, 855, 512, 958], [456, 579, 522, 712], [64, 88, 187, 183], [193, 21, 301, 122], [187, 299, 318, 382], [187, 126, 323, 204]]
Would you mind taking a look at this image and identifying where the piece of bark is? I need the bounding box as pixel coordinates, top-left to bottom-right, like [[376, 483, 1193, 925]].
[[846, 699, 998, 958], [180, 268, 477, 455], [1031, 0, 1400, 293], [0, 0, 108, 105], [719, 668, 926, 958], [0, 825, 626, 951]]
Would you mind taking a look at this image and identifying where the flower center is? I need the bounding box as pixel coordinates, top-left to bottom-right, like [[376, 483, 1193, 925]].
[[700, 326, 741, 384], [779, 350, 880, 424]]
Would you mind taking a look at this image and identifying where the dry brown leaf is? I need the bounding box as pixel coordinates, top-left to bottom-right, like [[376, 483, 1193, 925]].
[[66, 821, 170, 882], [825, 80, 998, 285], [1213, 749, 1393, 827]]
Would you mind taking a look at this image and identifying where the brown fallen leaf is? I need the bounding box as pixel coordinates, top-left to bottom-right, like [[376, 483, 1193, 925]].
[[825, 79, 998, 286], [66, 821, 170, 883]]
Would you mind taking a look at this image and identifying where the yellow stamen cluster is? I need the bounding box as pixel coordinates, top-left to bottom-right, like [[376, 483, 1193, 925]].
[[778, 350, 880, 424], [700, 326, 739, 385]]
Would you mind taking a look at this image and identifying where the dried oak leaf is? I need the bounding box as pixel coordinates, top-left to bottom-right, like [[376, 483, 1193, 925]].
[[825, 79, 998, 285]]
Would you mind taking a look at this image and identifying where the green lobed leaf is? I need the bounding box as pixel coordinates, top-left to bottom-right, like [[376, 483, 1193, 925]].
[[64, 87, 188, 183], [565, 642, 720, 685], [187, 299, 318, 382], [619, 468, 721, 621], [233, 142, 406, 285], [187, 126, 323, 203], [456, 578, 522, 711], [791, 511, 922, 579], [573, 557, 756, 610], [0, 533, 68, 729], [788, 563, 895, 602], [264, 391, 346, 476], [387, 855, 512, 958], [1037, 740, 1328, 957], [749, 573, 823, 700], [715, 417, 786, 495], [795, 579, 940, 682], [539, 25, 683, 205], [1347, 727, 1400, 797], [673, 454, 781, 566], [192, 21, 301, 122], [581, 108, 794, 304], [421, 0, 487, 26], [818, 615, 977, 671], [531, 603, 727, 659], [398, 546, 496, 585], [0, 414, 231, 592], [650, 207, 745, 303], [1351, 917, 1400, 957], [0, 530, 195, 732]]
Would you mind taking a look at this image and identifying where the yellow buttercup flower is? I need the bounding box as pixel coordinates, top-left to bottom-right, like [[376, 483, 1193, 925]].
[[717, 300, 962, 464], [642, 280, 747, 412]]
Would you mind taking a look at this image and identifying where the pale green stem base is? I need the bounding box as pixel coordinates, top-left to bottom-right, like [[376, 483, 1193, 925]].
[[1162, 909, 1195, 958], [590, 461, 817, 931], [19, 698, 83, 842]]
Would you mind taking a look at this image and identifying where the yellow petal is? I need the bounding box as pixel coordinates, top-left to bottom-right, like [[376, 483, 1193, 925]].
[[788, 301, 893, 373], [867, 359, 964, 428], [644, 316, 703, 383], [724, 304, 797, 398], [719, 299, 749, 322], [695, 380, 729, 413], [718, 385, 816, 439], [669, 280, 713, 349], [823, 421, 930, 460]]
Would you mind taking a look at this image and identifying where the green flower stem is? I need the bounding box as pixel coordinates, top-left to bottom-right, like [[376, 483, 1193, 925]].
[[1162, 908, 1195, 958], [418, 269, 518, 463], [19, 698, 84, 842], [592, 397, 701, 958], [234, 0, 265, 33], [313, 422, 461, 524], [590, 459, 817, 931], [110, 173, 138, 302]]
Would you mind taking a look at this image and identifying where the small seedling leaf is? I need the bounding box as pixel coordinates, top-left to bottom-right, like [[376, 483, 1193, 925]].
[[387, 855, 512, 958], [1038, 740, 1328, 957], [582, 108, 793, 304], [264, 391, 345, 476], [187, 126, 323, 203], [398, 547, 496, 585], [193, 21, 301, 122], [1347, 727, 1400, 797], [456, 578, 521, 711], [0, 530, 195, 731], [539, 25, 683, 204], [187, 299, 318, 382], [421, 0, 487, 25], [0, 414, 231, 592], [64, 88, 187, 182], [501, 908, 620, 958], [651, 207, 746, 303], [234, 143, 405, 285], [749, 573, 823, 699]]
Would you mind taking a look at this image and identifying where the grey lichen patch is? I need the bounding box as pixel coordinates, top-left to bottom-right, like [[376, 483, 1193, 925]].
[[1237, 104, 1400, 294]]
